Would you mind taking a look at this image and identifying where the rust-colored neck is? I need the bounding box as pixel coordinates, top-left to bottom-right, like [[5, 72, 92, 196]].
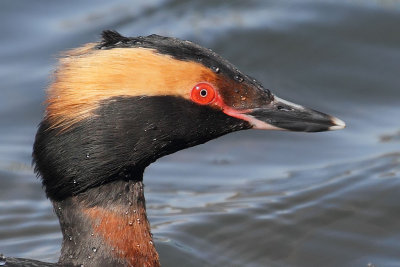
[[54, 180, 160, 267]]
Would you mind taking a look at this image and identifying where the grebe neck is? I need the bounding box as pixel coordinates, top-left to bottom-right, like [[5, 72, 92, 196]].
[[54, 180, 159, 267]]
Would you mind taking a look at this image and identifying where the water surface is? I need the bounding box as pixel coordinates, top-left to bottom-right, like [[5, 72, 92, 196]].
[[0, 1, 399, 266]]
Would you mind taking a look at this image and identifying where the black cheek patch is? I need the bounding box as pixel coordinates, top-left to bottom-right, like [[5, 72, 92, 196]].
[[33, 96, 250, 201]]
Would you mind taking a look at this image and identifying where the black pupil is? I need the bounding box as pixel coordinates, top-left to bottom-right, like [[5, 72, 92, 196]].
[[200, 89, 207, 97]]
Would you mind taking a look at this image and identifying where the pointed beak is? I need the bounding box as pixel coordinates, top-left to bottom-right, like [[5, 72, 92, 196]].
[[242, 96, 346, 132]]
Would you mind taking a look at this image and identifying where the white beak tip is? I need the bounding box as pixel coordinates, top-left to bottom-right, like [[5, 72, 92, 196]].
[[329, 117, 346, 130]]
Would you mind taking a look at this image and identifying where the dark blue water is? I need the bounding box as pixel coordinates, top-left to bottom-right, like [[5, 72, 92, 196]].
[[1, 0, 399, 266]]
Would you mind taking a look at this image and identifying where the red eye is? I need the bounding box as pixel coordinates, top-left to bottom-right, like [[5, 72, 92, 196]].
[[191, 82, 216, 105]]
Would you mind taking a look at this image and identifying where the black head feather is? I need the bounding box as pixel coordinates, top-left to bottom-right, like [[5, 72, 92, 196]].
[[101, 30, 130, 47], [98, 30, 265, 91]]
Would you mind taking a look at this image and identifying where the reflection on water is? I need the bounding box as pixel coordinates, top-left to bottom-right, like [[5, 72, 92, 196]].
[[0, 0, 399, 266]]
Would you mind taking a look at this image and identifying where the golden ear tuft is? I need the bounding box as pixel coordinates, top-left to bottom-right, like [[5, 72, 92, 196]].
[[45, 46, 217, 130]]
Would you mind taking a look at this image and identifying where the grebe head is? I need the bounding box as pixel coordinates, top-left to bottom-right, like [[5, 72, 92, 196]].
[[32, 30, 345, 266], [34, 30, 344, 201]]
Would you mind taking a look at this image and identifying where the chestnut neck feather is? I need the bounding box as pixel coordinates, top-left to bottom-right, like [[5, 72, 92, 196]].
[[55, 180, 159, 267]]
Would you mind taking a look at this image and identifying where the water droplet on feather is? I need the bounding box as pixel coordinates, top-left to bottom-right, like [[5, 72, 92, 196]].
[[211, 66, 220, 73], [234, 75, 244, 82]]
